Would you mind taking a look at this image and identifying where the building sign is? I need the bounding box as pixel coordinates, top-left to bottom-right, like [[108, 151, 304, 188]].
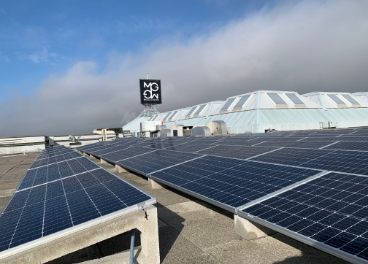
[[140, 79, 162, 105]]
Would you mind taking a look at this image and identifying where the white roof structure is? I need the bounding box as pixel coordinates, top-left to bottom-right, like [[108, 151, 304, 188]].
[[303, 91, 368, 109], [353, 92, 368, 104], [123, 90, 368, 133]]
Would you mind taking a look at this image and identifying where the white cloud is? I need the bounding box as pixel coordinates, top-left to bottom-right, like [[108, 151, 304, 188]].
[[28, 47, 65, 64], [1, 0, 368, 136]]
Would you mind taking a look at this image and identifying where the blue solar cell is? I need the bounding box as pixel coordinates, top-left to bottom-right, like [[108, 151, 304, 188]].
[[18, 170, 37, 190], [10, 202, 44, 248], [66, 189, 100, 225], [47, 164, 61, 182], [0, 209, 22, 251], [43, 196, 72, 236], [57, 161, 74, 178], [4, 189, 31, 212], [85, 185, 126, 215], [62, 177, 83, 194], [67, 159, 87, 174], [77, 172, 100, 188], [46, 181, 64, 200]]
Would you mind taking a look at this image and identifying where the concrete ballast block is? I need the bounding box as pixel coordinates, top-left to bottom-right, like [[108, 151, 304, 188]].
[[115, 165, 127, 173], [100, 158, 107, 164], [148, 179, 164, 189], [234, 214, 276, 240]]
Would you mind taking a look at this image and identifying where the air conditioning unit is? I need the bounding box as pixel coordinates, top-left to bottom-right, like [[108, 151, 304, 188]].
[[329, 121, 338, 128], [320, 121, 338, 129]]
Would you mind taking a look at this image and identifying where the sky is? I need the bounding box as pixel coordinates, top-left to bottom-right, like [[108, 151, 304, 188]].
[[0, 0, 367, 137]]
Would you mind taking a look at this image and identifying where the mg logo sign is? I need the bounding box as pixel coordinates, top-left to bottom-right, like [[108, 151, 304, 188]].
[[143, 82, 160, 100], [140, 79, 162, 105]]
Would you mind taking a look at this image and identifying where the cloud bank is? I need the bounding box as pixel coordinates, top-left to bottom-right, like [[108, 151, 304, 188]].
[[1, 0, 368, 136]]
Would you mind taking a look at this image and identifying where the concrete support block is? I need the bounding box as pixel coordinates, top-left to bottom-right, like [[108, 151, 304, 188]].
[[100, 158, 107, 164], [234, 214, 276, 240], [1, 205, 160, 264], [148, 179, 164, 189], [137, 205, 160, 264], [115, 165, 127, 173]]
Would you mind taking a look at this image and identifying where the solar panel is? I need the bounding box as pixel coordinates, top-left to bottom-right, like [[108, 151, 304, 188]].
[[150, 156, 321, 211], [337, 136, 368, 141], [218, 138, 266, 146], [233, 95, 251, 109], [267, 93, 286, 105], [0, 146, 155, 255], [285, 93, 304, 105], [239, 172, 368, 264], [221, 98, 236, 110], [197, 145, 279, 160], [102, 147, 155, 163], [323, 142, 368, 152], [165, 144, 217, 153], [116, 150, 202, 174], [251, 148, 333, 167], [328, 94, 345, 105], [251, 148, 368, 176]]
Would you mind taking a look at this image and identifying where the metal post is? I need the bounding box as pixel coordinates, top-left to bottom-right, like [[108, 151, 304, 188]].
[[129, 229, 136, 264]]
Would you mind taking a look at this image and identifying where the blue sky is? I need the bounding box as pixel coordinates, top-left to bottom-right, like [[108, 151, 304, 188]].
[[0, 0, 275, 100], [0, 0, 367, 136]]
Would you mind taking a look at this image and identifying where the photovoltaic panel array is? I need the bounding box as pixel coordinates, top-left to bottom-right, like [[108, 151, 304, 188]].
[[0, 146, 155, 256], [76, 128, 368, 263], [239, 172, 368, 263]]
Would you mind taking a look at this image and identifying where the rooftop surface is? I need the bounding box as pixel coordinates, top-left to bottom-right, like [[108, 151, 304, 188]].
[[0, 152, 350, 263]]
